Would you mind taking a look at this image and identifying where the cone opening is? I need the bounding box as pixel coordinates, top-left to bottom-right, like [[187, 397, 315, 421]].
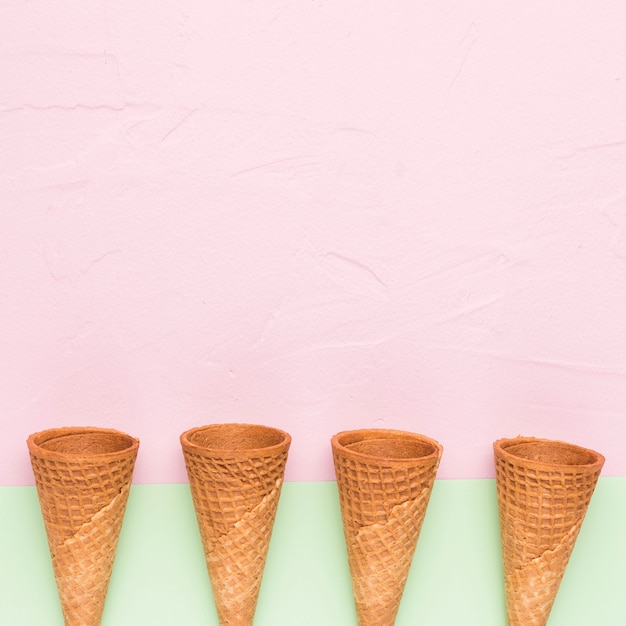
[[496, 437, 603, 468], [29, 427, 138, 457], [182, 423, 290, 452], [332, 429, 441, 462]]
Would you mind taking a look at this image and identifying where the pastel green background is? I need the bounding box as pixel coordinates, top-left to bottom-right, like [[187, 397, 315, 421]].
[[1, 478, 624, 625]]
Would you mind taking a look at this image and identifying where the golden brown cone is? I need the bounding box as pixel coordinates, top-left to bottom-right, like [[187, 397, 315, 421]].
[[180, 423, 291, 626], [494, 436, 604, 626], [27, 426, 139, 626], [331, 429, 443, 626]]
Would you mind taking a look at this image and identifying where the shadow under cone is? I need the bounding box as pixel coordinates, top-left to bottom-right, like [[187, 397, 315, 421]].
[[27, 427, 139, 626], [494, 436, 604, 626], [332, 429, 443, 626], [181, 423, 291, 626]]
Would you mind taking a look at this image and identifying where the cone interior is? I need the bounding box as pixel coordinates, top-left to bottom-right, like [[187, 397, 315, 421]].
[[185, 423, 288, 452], [32, 429, 136, 456], [501, 439, 601, 467], [333, 429, 441, 464]]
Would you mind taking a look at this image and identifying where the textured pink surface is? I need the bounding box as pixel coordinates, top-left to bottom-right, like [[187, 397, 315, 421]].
[[2, 2, 626, 485]]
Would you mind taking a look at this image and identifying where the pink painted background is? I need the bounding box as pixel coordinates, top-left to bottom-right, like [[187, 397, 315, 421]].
[[2, 2, 626, 485]]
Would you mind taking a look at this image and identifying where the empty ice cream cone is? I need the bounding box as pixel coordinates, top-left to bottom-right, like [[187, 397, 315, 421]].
[[180, 423, 291, 626], [494, 436, 604, 626], [27, 426, 139, 626], [331, 429, 443, 626]]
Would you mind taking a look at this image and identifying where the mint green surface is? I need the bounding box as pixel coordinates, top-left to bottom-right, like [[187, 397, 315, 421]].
[[1, 478, 624, 625]]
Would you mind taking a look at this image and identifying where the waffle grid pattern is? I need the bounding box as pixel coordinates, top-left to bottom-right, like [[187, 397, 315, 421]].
[[29, 455, 137, 543], [52, 484, 131, 626], [182, 449, 289, 544], [205, 479, 282, 626], [333, 455, 438, 533], [495, 454, 601, 563], [347, 492, 432, 626]]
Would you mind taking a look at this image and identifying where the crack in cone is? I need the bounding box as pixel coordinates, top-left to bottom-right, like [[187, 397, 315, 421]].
[[332, 429, 442, 626], [181, 423, 291, 626]]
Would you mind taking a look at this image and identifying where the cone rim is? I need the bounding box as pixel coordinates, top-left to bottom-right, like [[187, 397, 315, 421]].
[[494, 436, 604, 472], [331, 428, 442, 465], [180, 422, 291, 459], [27, 426, 139, 462]]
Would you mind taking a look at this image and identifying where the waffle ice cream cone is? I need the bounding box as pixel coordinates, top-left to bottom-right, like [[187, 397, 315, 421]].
[[331, 429, 443, 626], [27, 426, 139, 626], [494, 436, 604, 626], [180, 423, 291, 626]]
